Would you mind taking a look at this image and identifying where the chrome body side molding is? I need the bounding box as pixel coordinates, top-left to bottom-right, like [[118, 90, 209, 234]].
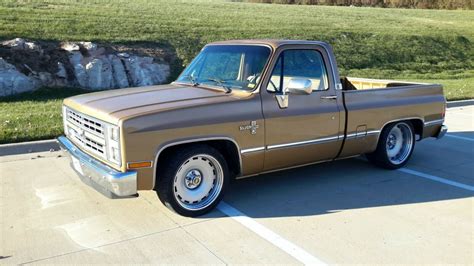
[[424, 119, 445, 127], [241, 147, 265, 154], [255, 130, 382, 153], [266, 135, 340, 150], [345, 130, 381, 140], [367, 130, 382, 136]]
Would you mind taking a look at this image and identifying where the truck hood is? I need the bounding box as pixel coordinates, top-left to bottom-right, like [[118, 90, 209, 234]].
[[63, 83, 252, 124]]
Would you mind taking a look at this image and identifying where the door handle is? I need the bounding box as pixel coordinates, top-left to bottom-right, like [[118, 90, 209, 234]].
[[320, 95, 338, 100]]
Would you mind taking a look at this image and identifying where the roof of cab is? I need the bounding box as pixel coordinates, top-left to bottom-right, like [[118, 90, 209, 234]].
[[207, 39, 331, 50]]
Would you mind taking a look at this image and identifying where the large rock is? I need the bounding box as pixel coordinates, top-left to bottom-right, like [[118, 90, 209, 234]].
[[123, 56, 170, 87], [56, 62, 67, 79], [110, 55, 129, 88], [67, 49, 170, 90], [85, 57, 114, 90], [0, 39, 171, 96], [146, 62, 170, 85], [2, 38, 41, 52], [0, 58, 39, 97], [37, 71, 66, 87], [60, 42, 80, 52], [64, 42, 171, 90], [68, 51, 88, 88]]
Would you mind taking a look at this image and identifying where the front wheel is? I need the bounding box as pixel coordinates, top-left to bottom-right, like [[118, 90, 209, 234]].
[[156, 145, 229, 217], [366, 121, 415, 169]]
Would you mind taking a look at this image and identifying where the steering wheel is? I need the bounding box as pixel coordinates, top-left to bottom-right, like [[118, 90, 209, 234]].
[[247, 73, 279, 91]]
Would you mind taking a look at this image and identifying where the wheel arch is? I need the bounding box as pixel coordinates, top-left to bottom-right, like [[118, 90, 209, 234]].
[[375, 117, 424, 145], [153, 137, 242, 189], [409, 118, 424, 139], [367, 117, 419, 169]]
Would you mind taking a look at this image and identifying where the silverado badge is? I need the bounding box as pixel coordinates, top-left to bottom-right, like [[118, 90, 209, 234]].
[[239, 121, 259, 135]]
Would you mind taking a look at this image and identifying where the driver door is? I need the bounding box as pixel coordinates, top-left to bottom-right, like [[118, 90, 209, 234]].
[[261, 46, 343, 171]]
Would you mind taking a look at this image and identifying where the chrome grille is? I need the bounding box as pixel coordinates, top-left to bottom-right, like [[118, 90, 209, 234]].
[[64, 108, 107, 160], [67, 109, 104, 135]]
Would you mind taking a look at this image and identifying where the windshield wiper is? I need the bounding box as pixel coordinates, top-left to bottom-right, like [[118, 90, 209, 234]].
[[206, 78, 232, 93], [182, 74, 199, 86]]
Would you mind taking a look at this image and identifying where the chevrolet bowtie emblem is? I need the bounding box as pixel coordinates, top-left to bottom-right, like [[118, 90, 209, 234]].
[[239, 121, 259, 135]]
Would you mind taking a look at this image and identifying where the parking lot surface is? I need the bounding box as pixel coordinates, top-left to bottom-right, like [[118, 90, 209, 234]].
[[1, 106, 473, 264]]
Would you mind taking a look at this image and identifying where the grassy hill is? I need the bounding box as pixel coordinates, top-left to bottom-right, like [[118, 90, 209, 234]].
[[0, 0, 473, 143]]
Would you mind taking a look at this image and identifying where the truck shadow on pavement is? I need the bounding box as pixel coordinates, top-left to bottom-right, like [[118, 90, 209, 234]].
[[219, 136, 473, 219]]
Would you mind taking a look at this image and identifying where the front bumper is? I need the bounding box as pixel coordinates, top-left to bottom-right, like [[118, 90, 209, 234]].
[[57, 136, 137, 198], [436, 125, 448, 139]]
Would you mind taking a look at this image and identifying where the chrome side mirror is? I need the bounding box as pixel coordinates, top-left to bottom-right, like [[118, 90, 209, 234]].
[[275, 78, 312, 109], [286, 78, 312, 95]]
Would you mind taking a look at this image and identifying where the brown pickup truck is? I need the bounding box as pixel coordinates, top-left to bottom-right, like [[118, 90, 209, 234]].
[[58, 40, 447, 216]]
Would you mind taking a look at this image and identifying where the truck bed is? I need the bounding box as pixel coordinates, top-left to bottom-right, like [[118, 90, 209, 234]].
[[338, 77, 446, 158], [341, 77, 428, 91]]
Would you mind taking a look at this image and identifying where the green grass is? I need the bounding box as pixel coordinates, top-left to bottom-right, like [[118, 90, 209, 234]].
[[0, 88, 86, 144], [407, 77, 474, 100], [0, 0, 473, 143], [346, 69, 474, 100]]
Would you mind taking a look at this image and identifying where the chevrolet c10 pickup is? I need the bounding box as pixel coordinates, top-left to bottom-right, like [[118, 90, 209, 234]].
[[58, 40, 447, 216]]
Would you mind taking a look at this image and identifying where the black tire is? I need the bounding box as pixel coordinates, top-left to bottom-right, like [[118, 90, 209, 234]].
[[156, 144, 229, 217], [366, 121, 415, 169]]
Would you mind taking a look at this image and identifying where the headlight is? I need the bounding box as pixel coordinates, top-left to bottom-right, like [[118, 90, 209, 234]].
[[109, 126, 119, 141], [105, 124, 121, 166]]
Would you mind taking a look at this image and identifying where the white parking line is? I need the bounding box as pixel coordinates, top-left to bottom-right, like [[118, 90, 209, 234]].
[[217, 201, 327, 265], [445, 134, 474, 142], [398, 168, 474, 192]]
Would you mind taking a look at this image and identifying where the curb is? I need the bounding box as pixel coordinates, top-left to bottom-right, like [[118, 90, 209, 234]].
[[447, 99, 474, 108], [0, 139, 59, 157], [0, 100, 472, 157]]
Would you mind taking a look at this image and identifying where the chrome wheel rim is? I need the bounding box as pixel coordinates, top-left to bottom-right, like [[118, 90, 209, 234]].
[[386, 123, 413, 165], [173, 154, 224, 211]]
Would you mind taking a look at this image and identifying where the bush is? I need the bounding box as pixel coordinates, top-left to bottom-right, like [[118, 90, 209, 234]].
[[242, 0, 472, 9]]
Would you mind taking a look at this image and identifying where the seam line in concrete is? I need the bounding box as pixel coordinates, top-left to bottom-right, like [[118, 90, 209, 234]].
[[19, 225, 181, 265], [217, 201, 327, 265], [19, 215, 216, 265], [398, 168, 474, 192], [180, 225, 227, 265], [141, 196, 227, 264]]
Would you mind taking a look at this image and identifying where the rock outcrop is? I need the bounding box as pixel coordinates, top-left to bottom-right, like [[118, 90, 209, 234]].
[[0, 58, 38, 97], [0, 38, 171, 97]]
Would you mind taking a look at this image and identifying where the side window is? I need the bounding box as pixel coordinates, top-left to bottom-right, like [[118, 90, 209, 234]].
[[266, 49, 329, 93]]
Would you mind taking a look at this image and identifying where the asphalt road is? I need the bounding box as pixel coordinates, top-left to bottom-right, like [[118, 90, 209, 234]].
[[1, 106, 473, 264]]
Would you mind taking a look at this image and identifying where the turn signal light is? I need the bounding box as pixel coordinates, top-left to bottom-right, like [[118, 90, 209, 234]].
[[127, 161, 152, 169]]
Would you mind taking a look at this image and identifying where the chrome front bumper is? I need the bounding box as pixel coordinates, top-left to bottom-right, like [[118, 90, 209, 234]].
[[57, 136, 137, 198], [436, 125, 448, 139]]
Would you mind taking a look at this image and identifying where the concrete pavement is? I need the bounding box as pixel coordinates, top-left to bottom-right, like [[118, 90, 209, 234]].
[[1, 106, 473, 264]]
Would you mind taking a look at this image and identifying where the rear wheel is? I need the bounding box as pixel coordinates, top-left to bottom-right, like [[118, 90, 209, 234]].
[[366, 121, 415, 169], [156, 144, 229, 217]]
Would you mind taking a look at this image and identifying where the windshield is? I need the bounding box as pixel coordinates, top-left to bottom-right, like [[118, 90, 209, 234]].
[[176, 45, 271, 91]]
